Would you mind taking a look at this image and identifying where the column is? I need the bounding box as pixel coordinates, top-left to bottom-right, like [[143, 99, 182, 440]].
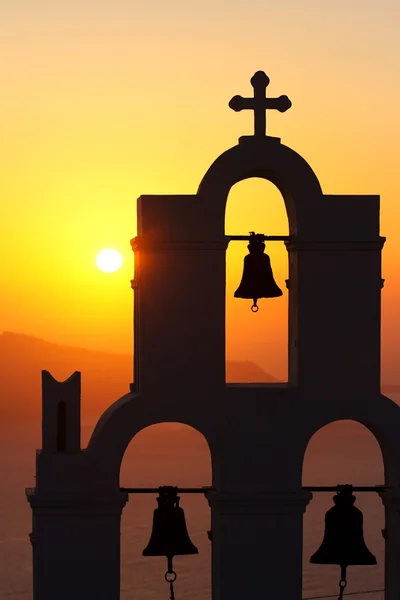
[[26, 489, 128, 600], [379, 488, 400, 600], [132, 237, 228, 393], [286, 239, 384, 390], [207, 490, 312, 600]]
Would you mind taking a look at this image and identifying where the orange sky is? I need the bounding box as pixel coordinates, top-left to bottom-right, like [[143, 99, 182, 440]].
[[1, 1, 400, 382]]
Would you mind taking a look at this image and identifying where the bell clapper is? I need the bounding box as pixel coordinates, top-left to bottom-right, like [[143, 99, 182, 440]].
[[251, 299, 259, 312], [338, 565, 347, 600], [165, 556, 177, 600]]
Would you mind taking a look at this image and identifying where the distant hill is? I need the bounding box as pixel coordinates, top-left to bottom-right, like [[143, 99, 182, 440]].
[[0, 332, 279, 422]]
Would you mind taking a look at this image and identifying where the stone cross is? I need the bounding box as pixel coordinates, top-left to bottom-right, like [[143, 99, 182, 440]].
[[229, 71, 291, 137]]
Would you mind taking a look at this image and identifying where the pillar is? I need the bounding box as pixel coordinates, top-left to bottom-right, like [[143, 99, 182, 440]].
[[379, 488, 400, 600], [207, 489, 312, 600], [132, 194, 228, 394], [26, 490, 128, 600], [286, 239, 384, 391]]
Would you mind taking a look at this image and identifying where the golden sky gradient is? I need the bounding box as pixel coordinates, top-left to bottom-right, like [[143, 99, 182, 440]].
[[1, 0, 400, 382]]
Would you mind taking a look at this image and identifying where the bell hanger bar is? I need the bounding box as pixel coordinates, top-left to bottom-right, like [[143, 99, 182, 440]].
[[228, 231, 290, 242], [121, 487, 213, 493], [306, 485, 386, 493], [120, 485, 387, 494]]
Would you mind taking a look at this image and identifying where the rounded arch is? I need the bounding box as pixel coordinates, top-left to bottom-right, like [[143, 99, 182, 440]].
[[120, 422, 212, 600], [86, 392, 218, 490], [197, 137, 323, 238], [302, 419, 386, 600], [302, 419, 384, 486], [224, 176, 288, 236], [120, 422, 212, 488], [296, 394, 400, 489], [224, 176, 289, 382]]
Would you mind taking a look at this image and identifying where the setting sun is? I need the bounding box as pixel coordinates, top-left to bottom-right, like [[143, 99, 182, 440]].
[[96, 249, 123, 273]]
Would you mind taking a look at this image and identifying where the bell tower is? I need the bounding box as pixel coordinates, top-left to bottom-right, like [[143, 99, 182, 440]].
[[27, 71, 400, 600]]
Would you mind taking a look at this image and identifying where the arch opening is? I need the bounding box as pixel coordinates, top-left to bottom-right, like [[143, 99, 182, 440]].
[[302, 420, 384, 600], [120, 422, 212, 600], [225, 177, 288, 383], [197, 138, 324, 240], [56, 400, 66, 452]]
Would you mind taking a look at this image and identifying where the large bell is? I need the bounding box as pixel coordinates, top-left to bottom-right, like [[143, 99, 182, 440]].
[[234, 232, 283, 312], [143, 487, 199, 558], [310, 485, 377, 568]]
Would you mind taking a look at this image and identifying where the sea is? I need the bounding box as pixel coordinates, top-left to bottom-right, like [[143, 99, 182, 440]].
[[1, 395, 398, 600]]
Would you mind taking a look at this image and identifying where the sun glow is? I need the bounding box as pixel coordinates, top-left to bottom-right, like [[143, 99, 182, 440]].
[[96, 249, 123, 273]]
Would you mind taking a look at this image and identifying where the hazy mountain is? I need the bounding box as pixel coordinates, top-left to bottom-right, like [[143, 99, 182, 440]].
[[0, 332, 279, 422]]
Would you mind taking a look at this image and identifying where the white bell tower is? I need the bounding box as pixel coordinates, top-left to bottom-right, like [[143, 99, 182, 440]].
[[27, 71, 400, 600]]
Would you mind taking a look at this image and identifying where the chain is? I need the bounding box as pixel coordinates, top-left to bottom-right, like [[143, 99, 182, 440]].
[[337, 566, 348, 600], [338, 579, 347, 600], [165, 556, 177, 600], [164, 570, 176, 600]]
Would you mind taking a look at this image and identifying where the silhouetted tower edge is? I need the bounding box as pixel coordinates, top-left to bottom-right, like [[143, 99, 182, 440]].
[[41, 370, 81, 453]]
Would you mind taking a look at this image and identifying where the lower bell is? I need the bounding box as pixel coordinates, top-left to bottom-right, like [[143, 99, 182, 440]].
[[142, 486, 199, 558], [234, 232, 283, 312], [310, 485, 377, 568]]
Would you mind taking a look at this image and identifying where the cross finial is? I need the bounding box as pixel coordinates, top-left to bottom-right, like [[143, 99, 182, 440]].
[[229, 71, 291, 137]]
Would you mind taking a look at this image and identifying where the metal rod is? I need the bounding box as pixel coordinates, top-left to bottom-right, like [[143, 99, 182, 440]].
[[120, 485, 387, 494], [227, 234, 290, 241], [120, 487, 213, 494], [305, 486, 386, 492]]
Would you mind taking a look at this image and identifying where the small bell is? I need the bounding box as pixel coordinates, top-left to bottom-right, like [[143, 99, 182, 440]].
[[310, 485, 377, 600], [234, 232, 283, 312], [143, 487, 198, 600]]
